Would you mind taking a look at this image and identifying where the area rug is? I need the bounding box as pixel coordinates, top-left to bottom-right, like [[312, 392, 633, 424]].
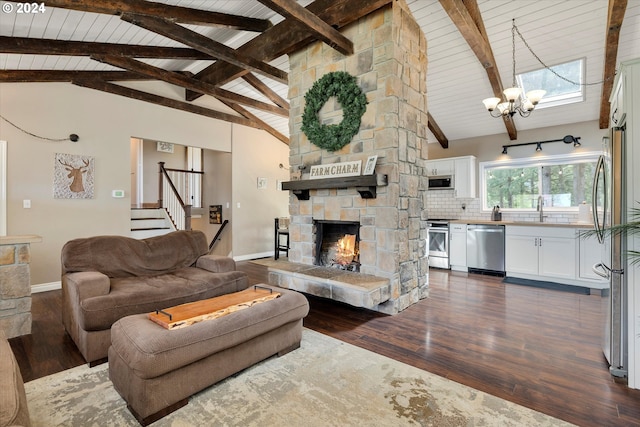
[[24, 329, 574, 427]]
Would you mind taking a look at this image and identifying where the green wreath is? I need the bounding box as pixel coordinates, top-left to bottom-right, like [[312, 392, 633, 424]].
[[301, 71, 368, 152]]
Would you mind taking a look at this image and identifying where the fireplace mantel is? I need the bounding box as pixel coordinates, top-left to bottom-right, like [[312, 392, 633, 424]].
[[281, 174, 388, 200]]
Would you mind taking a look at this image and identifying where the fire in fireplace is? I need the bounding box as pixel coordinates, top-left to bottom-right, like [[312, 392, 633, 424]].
[[314, 220, 360, 271]]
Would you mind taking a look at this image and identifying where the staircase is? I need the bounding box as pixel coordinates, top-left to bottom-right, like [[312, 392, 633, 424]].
[[130, 208, 175, 239]]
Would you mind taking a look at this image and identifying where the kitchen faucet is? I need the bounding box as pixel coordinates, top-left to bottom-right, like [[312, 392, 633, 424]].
[[537, 195, 545, 222]]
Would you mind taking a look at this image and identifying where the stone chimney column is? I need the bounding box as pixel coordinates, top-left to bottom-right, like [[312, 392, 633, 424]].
[[286, 0, 429, 314]]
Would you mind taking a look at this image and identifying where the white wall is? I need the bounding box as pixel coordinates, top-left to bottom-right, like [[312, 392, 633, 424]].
[[426, 120, 609, 222], [0, 81, 287, 284], [232, 125, 291, 260], [192, 149, 233, 257], [428, 120, 608, 162]]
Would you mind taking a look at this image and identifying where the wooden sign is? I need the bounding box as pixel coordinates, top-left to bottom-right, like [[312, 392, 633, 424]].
[[148, 286, 281, 330], [309, 160, 362, 179]]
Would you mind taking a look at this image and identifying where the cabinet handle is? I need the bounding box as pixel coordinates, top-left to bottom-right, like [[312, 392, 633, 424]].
[[539, 238, 542, 247], [534, 237, 538, 246]]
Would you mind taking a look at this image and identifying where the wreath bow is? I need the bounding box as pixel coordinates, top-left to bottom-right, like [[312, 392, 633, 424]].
[[301, 71, 368, 152]]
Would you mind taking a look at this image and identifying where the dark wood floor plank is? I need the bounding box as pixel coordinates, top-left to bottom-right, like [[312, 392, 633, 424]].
[[8, 259, 640, 426]]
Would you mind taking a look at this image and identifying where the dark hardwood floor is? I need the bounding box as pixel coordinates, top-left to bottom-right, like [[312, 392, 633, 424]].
[[10, 260, 640, 426]]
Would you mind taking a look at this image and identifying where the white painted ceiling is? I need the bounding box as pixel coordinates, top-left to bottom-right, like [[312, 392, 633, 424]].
[[1, 1, 640, 144], [407, 0, 640, 143]]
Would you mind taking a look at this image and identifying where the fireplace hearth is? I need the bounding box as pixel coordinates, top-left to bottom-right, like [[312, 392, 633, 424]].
[[314, 220, 360, 272]]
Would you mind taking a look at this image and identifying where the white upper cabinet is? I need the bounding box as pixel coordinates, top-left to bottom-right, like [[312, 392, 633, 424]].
[[425, 159, 454, 176], [610, 71, 625, 126], [426, 155, 477, 198], [454, 156, 476, 199]]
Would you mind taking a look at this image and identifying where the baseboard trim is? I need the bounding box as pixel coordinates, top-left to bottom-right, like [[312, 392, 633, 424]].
[[234, 251, 274, 262], [32, 281, 61, 293]]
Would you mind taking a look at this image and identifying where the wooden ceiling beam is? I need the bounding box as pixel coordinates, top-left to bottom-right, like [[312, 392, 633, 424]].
[[221, 100, 289, 145], [440, 0, 518, 140], [241, 73, 290, 110], [257, 0, 353, 55], [71, 78, 258, 128], [0, 36, 212, 59], [0, 70, 148, 82], [187, 0, 390, 101], [93, 54, 288, 117], [599, 0, 628, 129], [427, 113, 449, 149], [44, 0, 271, 31], [121, 13, 287, 85], [439, 0, 494, 68]]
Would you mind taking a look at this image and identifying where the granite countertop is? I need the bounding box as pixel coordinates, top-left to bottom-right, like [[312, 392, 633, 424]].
[[449, 219, 593, 228]]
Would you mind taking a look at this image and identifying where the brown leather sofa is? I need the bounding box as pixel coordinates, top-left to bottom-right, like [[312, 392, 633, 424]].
[[0, 331, 31, 427], [61, 230, 249, 365]]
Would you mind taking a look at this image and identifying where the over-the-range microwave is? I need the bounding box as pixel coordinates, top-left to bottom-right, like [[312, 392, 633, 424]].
[[428, 175, 454, 190]]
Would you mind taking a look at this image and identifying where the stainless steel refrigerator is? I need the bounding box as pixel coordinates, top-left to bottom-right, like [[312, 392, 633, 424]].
[[592, 126, 627, 378]]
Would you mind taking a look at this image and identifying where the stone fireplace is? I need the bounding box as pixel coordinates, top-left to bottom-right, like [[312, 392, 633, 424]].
[[278, 0, 429, 315]]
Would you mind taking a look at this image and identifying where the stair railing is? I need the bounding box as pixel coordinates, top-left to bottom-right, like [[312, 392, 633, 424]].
[[158, 161, 202, 230], [209, 219, 229, 252]]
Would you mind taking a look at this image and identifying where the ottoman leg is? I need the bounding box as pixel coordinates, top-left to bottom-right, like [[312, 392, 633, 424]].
[[128, 398, 188, 427]]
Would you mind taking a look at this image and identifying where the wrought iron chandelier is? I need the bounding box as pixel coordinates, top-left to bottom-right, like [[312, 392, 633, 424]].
[[482, 19, 546, 118]]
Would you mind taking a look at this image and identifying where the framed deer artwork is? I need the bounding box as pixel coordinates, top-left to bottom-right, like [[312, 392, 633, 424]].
[[54, 153, 95, 199]]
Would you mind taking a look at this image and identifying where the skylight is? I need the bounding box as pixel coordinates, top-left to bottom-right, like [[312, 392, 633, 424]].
[[516, 58, 585, 109]]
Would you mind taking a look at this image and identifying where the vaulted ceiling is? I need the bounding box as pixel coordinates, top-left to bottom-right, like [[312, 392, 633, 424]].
[[1, 0, 639, 148], [410, 0, 640, 146]]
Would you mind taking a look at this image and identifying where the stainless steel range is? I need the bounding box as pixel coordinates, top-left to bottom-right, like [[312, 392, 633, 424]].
[[428, 219, 451, 269]]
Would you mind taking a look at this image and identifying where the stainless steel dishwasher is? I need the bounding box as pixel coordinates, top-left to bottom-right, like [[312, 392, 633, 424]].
[[466, 224, 505, 275]]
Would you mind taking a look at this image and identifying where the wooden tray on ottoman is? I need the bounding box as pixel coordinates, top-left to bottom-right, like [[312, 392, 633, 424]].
[[148, 286, 281, 330]]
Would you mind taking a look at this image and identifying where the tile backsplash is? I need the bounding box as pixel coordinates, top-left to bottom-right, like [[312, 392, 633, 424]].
[[426, 189, 585, 224]]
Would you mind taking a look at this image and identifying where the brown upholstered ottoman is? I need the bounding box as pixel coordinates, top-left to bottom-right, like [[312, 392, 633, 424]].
[[108, 285, 309, 426]]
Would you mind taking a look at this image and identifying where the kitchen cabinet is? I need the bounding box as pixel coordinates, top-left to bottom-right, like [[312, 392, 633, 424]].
[[426, 156, 476, 198], [578, 229, 608, 285], [505, 226, 575, 280], [449, 223, 467, 271], [505, 234, 539, 275], [610, 71, 625, 126], [454, 156, 476, 198], [425, 159, 454, 176]]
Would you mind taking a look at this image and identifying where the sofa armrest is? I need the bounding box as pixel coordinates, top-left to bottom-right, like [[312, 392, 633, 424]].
[[195, 255, 237, 273], [0, 331, 31, 427], [63, 271, 111, 301]]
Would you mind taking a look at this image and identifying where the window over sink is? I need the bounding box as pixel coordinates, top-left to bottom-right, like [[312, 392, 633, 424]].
[[480, 152, 599, 212]]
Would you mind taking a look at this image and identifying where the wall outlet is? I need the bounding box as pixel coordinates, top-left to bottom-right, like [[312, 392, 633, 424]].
[[23, 199, 31, 209]]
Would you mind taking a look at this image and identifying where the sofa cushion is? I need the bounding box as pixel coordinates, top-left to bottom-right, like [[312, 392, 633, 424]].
[[61, 230, 208, 278], [78, 268, 249, 331], [110, 285, 309, 379], [195, 254, 237, 273], [0, 331, 31, 427]]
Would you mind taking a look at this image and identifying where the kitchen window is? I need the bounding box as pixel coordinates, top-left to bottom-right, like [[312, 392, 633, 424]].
[[480, 153, 599, 211]]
